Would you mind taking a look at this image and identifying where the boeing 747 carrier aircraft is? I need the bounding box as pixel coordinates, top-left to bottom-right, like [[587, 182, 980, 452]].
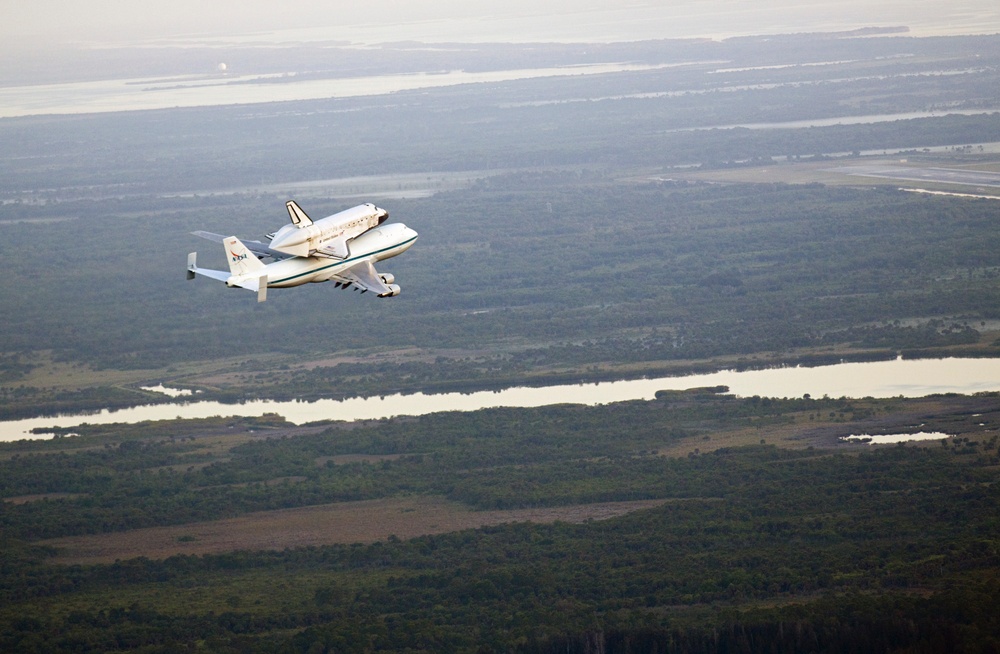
[[187, 201, 417, 302]]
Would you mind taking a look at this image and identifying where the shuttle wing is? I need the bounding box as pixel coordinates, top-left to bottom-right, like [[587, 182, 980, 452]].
[[315, 237, 350, 259]]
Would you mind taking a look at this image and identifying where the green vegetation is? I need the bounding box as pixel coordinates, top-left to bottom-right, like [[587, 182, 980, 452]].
[[3, 31, 1000, 651], [0, 35, 998, 370], [1, 34, 1000, 415], [2, 176, 1000, 415], [1, 394, 999, 651]]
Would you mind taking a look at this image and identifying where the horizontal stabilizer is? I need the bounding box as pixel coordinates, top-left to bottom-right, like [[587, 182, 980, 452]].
[[187, 249, 268, 302], [226, 274, 267, 302], [187, 252, 229, 283], [228, 273, 269, 302]]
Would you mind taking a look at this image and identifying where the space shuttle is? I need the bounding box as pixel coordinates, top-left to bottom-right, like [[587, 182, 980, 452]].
[[268, 201, 389, 259]]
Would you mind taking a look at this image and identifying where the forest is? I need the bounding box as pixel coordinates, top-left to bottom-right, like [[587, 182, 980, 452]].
[[2, 175, 1000, 419], [1, 33, 1000, 414], [1, 392, 999, 652]]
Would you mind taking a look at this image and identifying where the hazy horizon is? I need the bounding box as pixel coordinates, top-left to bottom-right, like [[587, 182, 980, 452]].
[[4, 0, 1000, 117], [7, 0, 1000, 51]]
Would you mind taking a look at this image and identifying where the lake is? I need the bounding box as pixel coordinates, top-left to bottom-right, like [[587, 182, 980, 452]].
[[2, 356, 999, 442]]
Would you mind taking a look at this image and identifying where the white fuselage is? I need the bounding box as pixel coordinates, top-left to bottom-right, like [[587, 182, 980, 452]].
[[265, 222, 417, 288]]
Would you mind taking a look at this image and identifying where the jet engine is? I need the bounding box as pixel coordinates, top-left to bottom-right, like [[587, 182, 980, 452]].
[[378, 272, 396, 285], [377, 284, 402, 298]]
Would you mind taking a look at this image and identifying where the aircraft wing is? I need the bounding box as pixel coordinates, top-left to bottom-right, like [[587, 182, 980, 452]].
[[191, 231, 287, 261], [191, 230, 229, 244], [334, 260, 399, 297]]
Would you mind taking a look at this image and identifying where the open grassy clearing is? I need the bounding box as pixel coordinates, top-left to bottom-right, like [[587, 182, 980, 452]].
[[12, 350, 294, 393], [21, 393, 998, 564], [40, 496, 673, 565]]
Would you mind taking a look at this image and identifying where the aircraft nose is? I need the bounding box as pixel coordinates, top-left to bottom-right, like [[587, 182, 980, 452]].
[[390, 223, 417, 241]]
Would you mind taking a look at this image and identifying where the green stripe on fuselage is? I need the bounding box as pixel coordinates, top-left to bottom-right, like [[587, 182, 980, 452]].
[[269, 235, 417, 286]]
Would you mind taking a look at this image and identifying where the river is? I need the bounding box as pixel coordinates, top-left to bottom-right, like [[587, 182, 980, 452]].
[[3, 357, 999, 442]]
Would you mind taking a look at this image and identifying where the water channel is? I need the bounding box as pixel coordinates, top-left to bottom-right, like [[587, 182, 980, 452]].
[[3, 357, 1000, 442]]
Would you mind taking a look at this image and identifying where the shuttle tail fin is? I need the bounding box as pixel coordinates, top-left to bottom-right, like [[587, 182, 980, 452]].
[[286, 200, 313, 227]]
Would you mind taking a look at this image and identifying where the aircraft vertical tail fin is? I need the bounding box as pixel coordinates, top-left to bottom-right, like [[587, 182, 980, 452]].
[[222, 238, 269, 302], [225, 236, 267, 276], [286, 200, 313, 227]]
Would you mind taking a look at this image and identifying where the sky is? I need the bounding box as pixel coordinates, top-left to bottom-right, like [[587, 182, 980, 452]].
[[6, 0, 1000, 49]]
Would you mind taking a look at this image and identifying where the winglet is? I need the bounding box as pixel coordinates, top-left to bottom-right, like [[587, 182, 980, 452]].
[[187, 252, 197, 280], [286, 200, 313, 227]]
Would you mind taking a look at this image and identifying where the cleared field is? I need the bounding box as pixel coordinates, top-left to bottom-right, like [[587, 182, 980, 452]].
[[663, 154, 1000, 195], [40, 496, 674, 565], [13, 350, 292, 393]]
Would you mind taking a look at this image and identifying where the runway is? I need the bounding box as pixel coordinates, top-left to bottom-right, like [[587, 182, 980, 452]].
[[831, 164, 1000, 189]]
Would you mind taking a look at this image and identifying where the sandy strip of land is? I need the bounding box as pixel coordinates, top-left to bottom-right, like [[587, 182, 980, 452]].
[[40, 496, 670, 565]]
